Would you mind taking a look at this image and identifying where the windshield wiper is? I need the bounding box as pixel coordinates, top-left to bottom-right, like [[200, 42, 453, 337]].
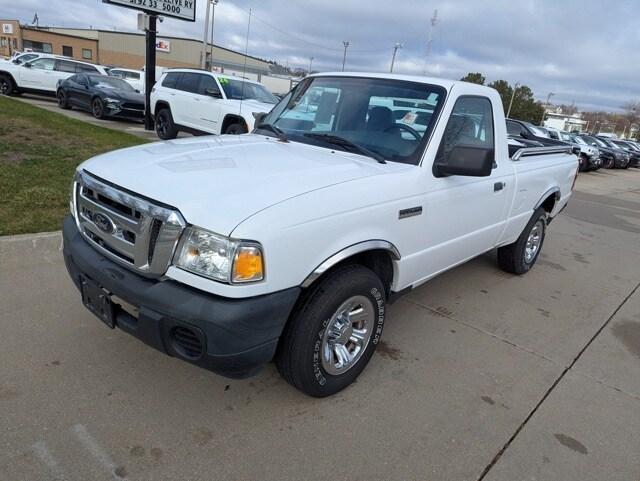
[[256, 122, 289, 142], [303, 133, 386, 164]]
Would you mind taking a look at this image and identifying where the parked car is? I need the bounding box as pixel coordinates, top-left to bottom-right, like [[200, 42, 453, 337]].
[[568, 133, 601, 171], [63, 73, 578, 397], [57, 74, 144, 120], [595, 136, 631, 169], [609, 139, 640, 168], [150, 69, 278, 138], [577, 135, 628, 169], [0, 56, 108, 96], [612, 140, 640, 167], [546, 128, 600, 171], [108, 67, 145, 93], [507, 118, 570, 147], [0, 51, 49, 66]]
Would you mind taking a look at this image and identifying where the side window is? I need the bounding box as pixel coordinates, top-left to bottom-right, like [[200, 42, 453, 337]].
[[76, 63, 98, 73], [436, 96, 494, 164], [198, 75, 220, 95], [176, 73, 201, 94], [110, 70, 124, 78], [28, 58, 56, 70], [127, 71, 140, 80], [56, 60, 77, 73], [162, 72, 181, 89], [506, 120, 521, 136]]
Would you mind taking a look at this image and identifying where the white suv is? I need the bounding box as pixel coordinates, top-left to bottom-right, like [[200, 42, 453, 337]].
[[0, 56, 108, 96], [150, 69, 278, 138]]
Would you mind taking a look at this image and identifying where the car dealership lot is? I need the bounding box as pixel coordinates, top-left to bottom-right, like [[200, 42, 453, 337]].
[[1, 170, 639, 481]]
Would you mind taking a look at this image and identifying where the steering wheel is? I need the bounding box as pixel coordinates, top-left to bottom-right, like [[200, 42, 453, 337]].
[[384, 123, 421, 140]]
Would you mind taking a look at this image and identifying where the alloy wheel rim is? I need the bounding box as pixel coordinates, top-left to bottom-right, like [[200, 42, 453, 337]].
[[524, 220, 544, 263], [93, 101, 102, 117], [321, 295, 375, 376], [0, 80, 8, 95]]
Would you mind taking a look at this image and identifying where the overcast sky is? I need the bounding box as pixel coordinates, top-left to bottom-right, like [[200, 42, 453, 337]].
[[5, 0, 638, 111]]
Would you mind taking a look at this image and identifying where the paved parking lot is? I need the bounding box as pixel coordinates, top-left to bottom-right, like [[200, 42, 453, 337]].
[[1, 169, 639, 481]]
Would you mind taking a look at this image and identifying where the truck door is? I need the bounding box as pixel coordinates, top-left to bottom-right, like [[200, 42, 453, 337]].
[[19, 57, 56, 90], [418, 95, 514, 277]]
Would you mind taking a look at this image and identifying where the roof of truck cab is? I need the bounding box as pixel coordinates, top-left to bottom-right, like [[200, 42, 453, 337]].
[[310, 72, 462, 91]]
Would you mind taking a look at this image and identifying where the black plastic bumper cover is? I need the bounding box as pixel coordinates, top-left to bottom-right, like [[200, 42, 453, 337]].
[[63, 215, 300, 379]]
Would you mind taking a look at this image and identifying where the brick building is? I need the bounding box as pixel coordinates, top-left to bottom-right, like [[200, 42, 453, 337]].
[[1, 21, 270, 78], [1, 20, 98, 61]]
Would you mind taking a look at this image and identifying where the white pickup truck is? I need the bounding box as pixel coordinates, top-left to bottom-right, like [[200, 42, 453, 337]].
[[63, 73, 578, 397]]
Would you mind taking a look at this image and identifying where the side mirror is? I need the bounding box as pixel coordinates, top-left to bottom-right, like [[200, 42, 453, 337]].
[[135, 89, 140, 93], [252, 112, 267, 125], [434, 146, 494, 177], [23, 62, 32, 68], [205, 88, 222, 99], [12, 59, 20, 64]]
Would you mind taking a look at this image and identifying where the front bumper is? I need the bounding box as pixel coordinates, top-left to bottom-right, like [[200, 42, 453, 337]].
[[63, 216, 300, 379]]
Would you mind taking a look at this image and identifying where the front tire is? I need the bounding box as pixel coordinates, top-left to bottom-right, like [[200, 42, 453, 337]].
[[92, 98, 105, 119], [276, 265, 386, 397], [155, 108, 178, 140], [498, 207, 547, 275]]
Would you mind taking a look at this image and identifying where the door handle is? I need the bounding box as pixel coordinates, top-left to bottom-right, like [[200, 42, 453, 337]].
[[494, 181, 506, 192]]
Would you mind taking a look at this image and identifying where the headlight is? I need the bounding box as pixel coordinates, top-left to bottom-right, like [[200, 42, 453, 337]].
[[69, 180, 77, 219], [174, 226, 264, 283], [104, 97, 121, 104]]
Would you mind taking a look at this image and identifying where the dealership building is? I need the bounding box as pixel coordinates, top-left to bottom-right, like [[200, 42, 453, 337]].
[[0, 20, 271, 78]]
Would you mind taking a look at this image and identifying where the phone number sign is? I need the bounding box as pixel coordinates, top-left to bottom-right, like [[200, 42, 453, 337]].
[[103, 0, 196, 22]]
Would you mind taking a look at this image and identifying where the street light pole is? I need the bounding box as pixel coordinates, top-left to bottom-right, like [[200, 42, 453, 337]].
[[341, 41, 350, 71], [540, 92, 555, 125], [506, 81, 520, 118], [201, 0, 212, 69], [390, 43, 403, 73], [308, 56, 314, 75], [208, 0, 219, 70]]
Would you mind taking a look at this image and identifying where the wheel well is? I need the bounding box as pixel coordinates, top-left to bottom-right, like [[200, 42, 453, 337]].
[[304, 249, 395, 299], [540, 193, 558, 214], [222, 115, 247, 133], [0, 71, 16, 85], [154, 101, 170, 116]]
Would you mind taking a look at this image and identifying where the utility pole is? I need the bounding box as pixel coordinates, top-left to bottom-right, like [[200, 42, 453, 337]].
[[540, 92, 554, 125], [308, 56, 314, 75], [390, 43, 403, 73], [209, 0, 219, 69], [424, 9, 438, 75], [201, 0, 212, 69], [144, 14, 157, 130], [341, 41, 350, 71], [506, 82, 520, 118]]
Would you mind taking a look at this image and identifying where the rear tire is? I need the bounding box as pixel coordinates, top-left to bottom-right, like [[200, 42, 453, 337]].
[[224, 122, 248, 135], [155, 108, 178, 140], [0, 75, 14, 96], [498, 207, 547, 275], [276, 265, 386, 397]]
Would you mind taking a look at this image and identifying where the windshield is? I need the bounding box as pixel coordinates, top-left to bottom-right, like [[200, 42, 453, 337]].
[[529, 125, 548, 137], [218, 77, 278, 104], [89, 76, 135, 92], [260, 76, 446, 164], [560, 131, 573, 142], [572, 135, 587, 146], [589, 136, 608, 148]]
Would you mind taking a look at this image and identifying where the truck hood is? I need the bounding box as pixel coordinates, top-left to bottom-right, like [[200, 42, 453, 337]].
[[80, 134, 400, 235]]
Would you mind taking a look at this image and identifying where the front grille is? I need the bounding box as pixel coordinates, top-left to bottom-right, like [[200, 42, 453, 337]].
[[74, 170, 185, 277], [171, 326, 204, 359]]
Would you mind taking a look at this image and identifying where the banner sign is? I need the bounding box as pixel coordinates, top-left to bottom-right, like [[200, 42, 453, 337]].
[[103, 0, 196, 22], [2, 24, 13, 34], [156, 39, 171, 52]]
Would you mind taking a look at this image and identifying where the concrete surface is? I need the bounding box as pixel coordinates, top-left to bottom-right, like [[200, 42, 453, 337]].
[[1, 169, 639, 481]]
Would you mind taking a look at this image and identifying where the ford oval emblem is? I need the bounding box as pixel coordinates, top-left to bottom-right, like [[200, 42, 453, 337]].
[[93, 213, 115, 234]]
